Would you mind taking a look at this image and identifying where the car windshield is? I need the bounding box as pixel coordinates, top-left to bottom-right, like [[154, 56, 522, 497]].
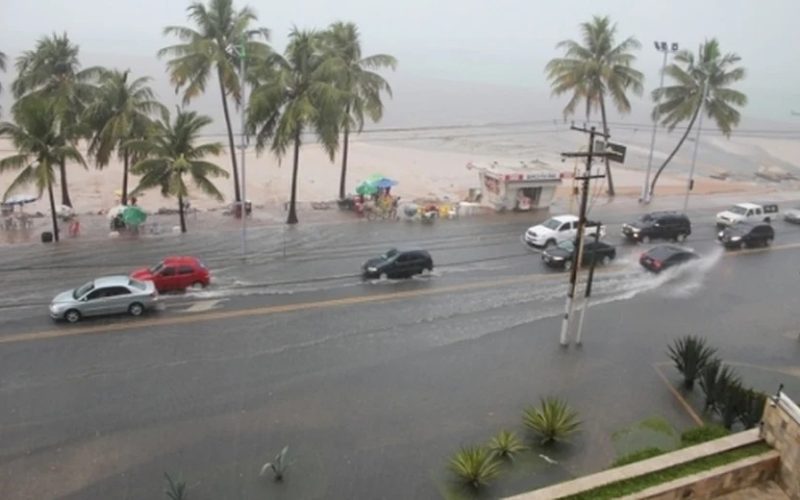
[[381, 249, 398, 260], [542, 218, 562, 230], [149, 262, 165, 273], [729, 205, 748, 215], [557, 240, 575, 252], [647, 246, 681, 260], [128, 279, 146, 291], [73, 281, 94, 299], [638, 214, 653, 222]]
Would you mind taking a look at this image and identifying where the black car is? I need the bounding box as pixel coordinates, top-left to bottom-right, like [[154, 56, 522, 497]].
[[717, 222, 774, 249], [639, 245, 699, 273], [542, 240, 617, 270], [362, 248, 433, 279], [622, 212, 691, 243]]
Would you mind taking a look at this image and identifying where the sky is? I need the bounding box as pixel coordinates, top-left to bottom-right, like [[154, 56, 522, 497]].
[[2, 0, 800, 130]]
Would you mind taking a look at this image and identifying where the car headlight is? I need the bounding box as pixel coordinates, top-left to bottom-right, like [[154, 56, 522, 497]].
[[367, 266, 377, 272], [718, 231, 724, 238], [550, 256, 565, 261], [631, 227, 640, 233], [730, 236, 741, 241]]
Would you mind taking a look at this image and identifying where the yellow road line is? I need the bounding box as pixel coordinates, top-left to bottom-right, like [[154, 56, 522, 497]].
[[0, 272, 568, 345], [652, 362, 704, 426]]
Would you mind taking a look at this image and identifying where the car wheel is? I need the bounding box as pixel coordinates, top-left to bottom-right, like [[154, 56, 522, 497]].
[[191, 281, 205, 290], [601, 255, 611, 266], [765, 237, 772, 247], [563, 260, 573, 271], [545, 239, 556, 248], [676, 233, 687, 242], [379, 272, 388, 281], [64, 309, 81, 323], [128, 302, 145, 317], [641, 235, 651, 244]]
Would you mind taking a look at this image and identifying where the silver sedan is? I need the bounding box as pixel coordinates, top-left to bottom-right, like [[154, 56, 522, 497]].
[[784, 208, 800, 224], [50, 276, 159, 323]]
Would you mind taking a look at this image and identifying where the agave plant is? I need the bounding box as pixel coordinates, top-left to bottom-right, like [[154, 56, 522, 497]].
[[667, 335, 717, 390], [738, 389, 767, 429], [717, 381, 745, 430], [259, 446, 290, 481], [448, 445, 502, 489], [488, 429, 526, 460], [164, 472, 186, 500], [523, 397, 581, 445], [698, 358, 722, 412], [701, 363, 740, 415]]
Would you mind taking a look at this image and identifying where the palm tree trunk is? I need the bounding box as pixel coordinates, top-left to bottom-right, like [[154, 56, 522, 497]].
[[287, 133, 301, 225], [649, 101, 702, 198], [218, 69, 241, 203], [59, 158, 72, 207], [121, 150, 129, 205], [178, 193, 187, 233], [598, 96, 615, 197], [338, 122, 350, 200], [47, 181, 60, 242]]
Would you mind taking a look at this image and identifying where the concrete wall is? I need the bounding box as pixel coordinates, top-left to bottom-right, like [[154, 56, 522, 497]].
[[761, 393, 800, 500]]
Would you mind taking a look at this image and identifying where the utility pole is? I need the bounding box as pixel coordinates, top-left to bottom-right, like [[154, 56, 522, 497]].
[[559, 126, 607, 346], [575, 227, 601, 345], [683, 78, 709, 213], [234, 39, 249, 257], [643, 41, 679, 203]]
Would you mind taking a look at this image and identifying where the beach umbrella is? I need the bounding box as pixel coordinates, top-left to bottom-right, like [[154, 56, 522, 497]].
[[356, 182, 378, 195], [4, 194, 37, 206], [374, 177, 398, 189], [122, 205, 147, 226]]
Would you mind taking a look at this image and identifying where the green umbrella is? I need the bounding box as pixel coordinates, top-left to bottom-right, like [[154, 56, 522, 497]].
[[356, 182, 378, 195], [122, 205, 147, 226]]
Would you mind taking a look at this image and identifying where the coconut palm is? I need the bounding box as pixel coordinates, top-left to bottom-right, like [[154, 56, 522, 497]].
[[85, 69, 166, 205], [0, 97, 86, 241], [320, 22, 396, 200], [128, 108, 228, 233], [545, 15, 643, 196], [248, 29, 341, 224], [159, 0, 270, 204], [648, 39, 746, 197], [12, 33, 101, 207]]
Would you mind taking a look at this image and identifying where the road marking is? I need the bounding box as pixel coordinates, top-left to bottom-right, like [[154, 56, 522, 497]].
[[2, 240, 798, 346], [652, 362, 704, 426], [180, 299, 226, 313]]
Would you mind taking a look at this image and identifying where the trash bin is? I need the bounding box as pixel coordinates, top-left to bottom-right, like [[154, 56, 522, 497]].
[[233, 201, 252, 218], [41, 231, 53, 243]]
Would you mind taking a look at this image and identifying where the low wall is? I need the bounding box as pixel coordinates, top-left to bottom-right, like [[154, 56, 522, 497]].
[[623, 450, 779, 499], [761, 392, 800, 499]]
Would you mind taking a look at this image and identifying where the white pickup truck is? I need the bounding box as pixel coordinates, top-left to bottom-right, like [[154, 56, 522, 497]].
[[524, 215, 606, 248], [715, 202, 779, 228]]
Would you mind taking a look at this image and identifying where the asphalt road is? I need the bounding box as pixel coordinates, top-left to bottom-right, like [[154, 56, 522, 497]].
[[2, 201, 800, 499]]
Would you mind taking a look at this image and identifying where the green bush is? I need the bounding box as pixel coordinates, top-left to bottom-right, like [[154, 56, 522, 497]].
[[698, 358, 722, 412], [738, 389, 767, 429], [523, 397, 581, 445], [488, 429, 526, 460], [611, 447, 665, 467], [667, 335, 717, 390], [448, 445, 502, 489], [164, 473, 186, 500], [718, 381, 745, 430], [680, 425, 730, 447]]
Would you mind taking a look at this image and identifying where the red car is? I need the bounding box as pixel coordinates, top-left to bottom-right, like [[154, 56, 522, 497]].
[[131, 256, 210, 292]]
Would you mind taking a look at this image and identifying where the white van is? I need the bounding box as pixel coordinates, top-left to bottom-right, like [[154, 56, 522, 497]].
[[716, 202, 779, 228]]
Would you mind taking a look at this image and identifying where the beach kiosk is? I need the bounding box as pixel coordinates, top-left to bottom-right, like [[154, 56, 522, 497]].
[[467, 161, 562, 212]]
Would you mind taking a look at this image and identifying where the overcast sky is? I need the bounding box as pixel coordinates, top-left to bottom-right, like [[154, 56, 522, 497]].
[[2, 0, 800, 129]]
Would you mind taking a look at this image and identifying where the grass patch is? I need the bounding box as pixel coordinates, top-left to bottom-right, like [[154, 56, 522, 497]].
[[611, 447, 666, 467], [562, 442, 771, 500]]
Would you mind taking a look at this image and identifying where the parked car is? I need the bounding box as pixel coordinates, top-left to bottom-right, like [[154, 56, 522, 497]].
[[783, 207, 800, 224], [622, 211, 691, 243], [50, 276, 158, 323], [542, 239, 617, 270], [524, 215, 605, 248], [639, 245, 699, 273], [130, 256, 210, 292], [362, 248, 433, 279], [717, 222, 774, 249], [716, 202, 778, 228]]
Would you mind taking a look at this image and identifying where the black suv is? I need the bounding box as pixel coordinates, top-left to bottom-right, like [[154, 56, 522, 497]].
[[362, 249, 433, 279], [717, 222, 774, 249], [622, 212, 691, 243]]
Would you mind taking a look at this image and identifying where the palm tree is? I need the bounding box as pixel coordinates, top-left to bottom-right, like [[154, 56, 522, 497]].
[[0, 97, 86, 241], [248, 29, 341, 224], [85, 69, 166, 205], [648, 39, 746, 197], [320, 22, 396, 200], [128, 108, 228, 233], [12, 33, 101, 207], [545, 16, 644, 196], [159, 0, 270, 204]]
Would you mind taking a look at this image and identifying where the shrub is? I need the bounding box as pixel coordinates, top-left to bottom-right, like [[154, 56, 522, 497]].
[[680, 425, 730, 447], [611, 447, 665, 467], [738, 389, 767, 429], [523, 397, 581, 445], [164, 473, 186, 500], [488, 429, 526, 460], [698, 358, 722, 412], [259, 446, 290, 481], [448, 445, 502, 489], [667, 335, 717, 390], [717, 381, 745, 430]]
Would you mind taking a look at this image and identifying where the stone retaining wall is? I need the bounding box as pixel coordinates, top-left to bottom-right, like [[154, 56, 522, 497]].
[[761, 392, 800, 500]]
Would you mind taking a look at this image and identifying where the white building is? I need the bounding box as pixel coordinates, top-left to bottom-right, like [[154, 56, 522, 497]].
[[467, 161, 563, 212]]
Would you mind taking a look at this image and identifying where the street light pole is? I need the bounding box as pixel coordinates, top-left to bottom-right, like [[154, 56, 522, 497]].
[[235, 41, 248, 257], [683, 78, 709, 213], [642, 41, 678, 204]]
